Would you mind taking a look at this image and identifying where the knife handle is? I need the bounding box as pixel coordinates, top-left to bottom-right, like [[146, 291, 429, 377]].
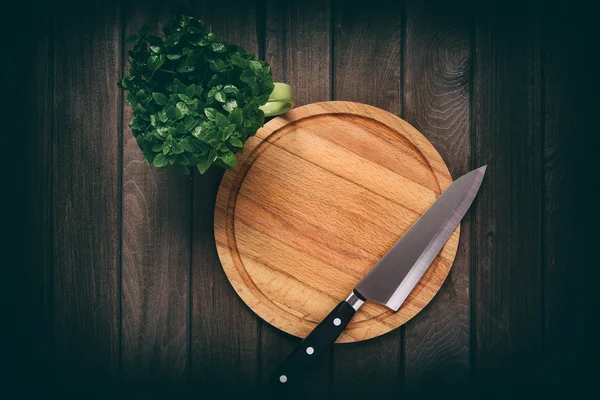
[[271, 291, 364, 386]]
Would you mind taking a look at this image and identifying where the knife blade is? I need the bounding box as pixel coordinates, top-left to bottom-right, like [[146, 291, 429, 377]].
[[272, 165, 487, 386]]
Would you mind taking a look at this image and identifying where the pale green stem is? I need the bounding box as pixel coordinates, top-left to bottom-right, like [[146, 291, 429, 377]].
[[259, 82, 294, 117]]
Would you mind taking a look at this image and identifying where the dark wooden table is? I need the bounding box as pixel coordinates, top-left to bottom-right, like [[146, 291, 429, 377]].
[[7, 0, 587, 398]]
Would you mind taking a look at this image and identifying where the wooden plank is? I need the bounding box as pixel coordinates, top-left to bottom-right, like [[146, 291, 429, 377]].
[[540, 3, 584, 395], [190, 1, 261, 395], [331, 0, 402, 397], [52, 1, 122, 395], [402, 0, 472, 396], [120, 1, 191, 395], [472, 0, 543, 395], [261, 0, 332, 397], [8, 1, 54, 395]]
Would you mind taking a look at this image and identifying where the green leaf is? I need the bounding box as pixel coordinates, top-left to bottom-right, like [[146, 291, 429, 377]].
[[126, 92, 137, 107], [214, 91, 227, 103], [174, 121, 188, 134], [239, 69, 255, 83], [178, 153, 191, 165], [229, 136, 243, 148], [172, 144, 184, 154], [174, 104, 186, 118], [176, 63, 195, 73], [165, 105, 177, 120], [157, 126, 169, 136], [223, 99, 238, 113], [177, 94, 191, 102], [152, 143, 164, 152], [180, 137, 198, 152], [222, 84, 239, 94], [249, 61, 263, 73], [129, 118, 143, 130], [256, 94, 270, 104], [165, 36, 180, 47], [188, 18, 204, 34], [147, 55, 164, 71], [211, 42, 227, 53], [148, 35, 163, 46], [183, 115, 195, 128], [173, 78, 186, 94], [135, 89, 147, 103], [192, 38, 210, 47], [249, 81, 259, 96], [230, 53, 249, 69], [120, 76, 132, 90], [208, 58, 226, 72], [186, 49, 203, 65], [225, 124, 236, 136], [152, 92, 168, 105], [166, 53, 182, 60], [153, 153, 168, 167], [207, 85, 222, 98], [188, 98, 200, 112], [208, 74, 222, 87], [157, 110, 168, 122], [186, 84, 195, 98], [220, 151, 238, 168], [256, 109, 265, 126], [204, 108, 217, 121], [215, 112, 230, 128], [228, 107, 243, 126], [165, 105, 183, 120], [196, 159, 211, 174], [194, 121, 218, 142]]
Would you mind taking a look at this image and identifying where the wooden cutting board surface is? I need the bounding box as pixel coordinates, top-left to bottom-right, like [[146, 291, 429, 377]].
[[214, 101, 459, 343]]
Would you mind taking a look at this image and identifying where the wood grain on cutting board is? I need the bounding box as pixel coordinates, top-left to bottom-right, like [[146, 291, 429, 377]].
[[214, 101, 459, 343]]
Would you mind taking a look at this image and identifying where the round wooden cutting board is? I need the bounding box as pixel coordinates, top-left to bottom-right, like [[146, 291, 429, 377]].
[[214, 101, 459, 343]]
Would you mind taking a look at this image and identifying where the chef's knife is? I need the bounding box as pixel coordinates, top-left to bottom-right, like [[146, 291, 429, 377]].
[[272, 165, 487, 385]]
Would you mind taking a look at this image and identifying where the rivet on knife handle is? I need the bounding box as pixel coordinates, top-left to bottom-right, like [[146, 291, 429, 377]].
[[271, 292, 365, 385]]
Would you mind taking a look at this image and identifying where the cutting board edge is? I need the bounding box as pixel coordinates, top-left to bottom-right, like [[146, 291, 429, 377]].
[[213, 101, 459, 343]]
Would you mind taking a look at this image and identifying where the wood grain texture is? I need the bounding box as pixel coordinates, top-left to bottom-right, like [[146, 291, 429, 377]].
[[541, 4, 584, 393], [216, 102, 457, 341], [403, 0, 471, 396], [330, 1, 403, 396], [262, 1, 333, 395], [472, 0, 543, 394], [190, 1, 261, 395], [8, 2, 54, 395], [332, 0, 402, 111], [120, 1, 190, 393], [265, 0, 331, 106], [52, 1, 122, 394], [12, 1, 586, 396]]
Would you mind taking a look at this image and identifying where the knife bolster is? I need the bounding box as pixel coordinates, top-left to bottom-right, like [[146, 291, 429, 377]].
[[345, 291, 365, 311]]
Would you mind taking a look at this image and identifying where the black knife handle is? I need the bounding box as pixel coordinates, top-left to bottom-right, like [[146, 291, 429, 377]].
[[271, 292, 364, 386]]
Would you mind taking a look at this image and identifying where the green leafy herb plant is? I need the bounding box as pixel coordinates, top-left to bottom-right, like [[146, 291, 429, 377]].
[[118, 15, 274, 174]]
